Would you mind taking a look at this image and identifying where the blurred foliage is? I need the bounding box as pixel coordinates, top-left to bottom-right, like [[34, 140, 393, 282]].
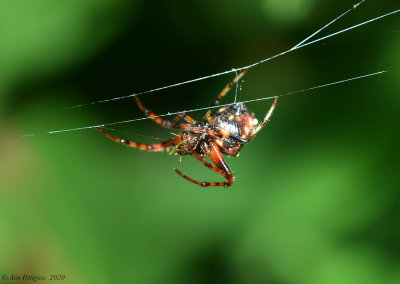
[[1, 0, 399, 284]]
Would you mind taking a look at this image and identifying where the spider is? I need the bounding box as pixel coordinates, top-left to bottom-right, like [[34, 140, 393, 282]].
[[96, 68, 278, 187]]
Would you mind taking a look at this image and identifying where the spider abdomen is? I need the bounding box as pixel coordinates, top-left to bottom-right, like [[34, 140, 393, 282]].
[[209, 103, 259, 156]]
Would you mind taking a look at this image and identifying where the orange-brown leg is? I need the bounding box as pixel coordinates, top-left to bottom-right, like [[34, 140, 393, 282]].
[[213, 68, 248, 106], [134, 96, 196, 129], [174, 143, 234, 187], [248, 96, 278, 141], [96, 127, 181, 151]]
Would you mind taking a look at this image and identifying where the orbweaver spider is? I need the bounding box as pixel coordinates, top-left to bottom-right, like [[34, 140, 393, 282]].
[[96, 68, 278, 187]]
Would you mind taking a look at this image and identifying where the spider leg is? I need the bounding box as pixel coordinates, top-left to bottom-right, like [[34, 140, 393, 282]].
[[213, 68, 248, 106], [96, 127, 181, 151], [174, 143, 234, 187], [248, 96, 278, 141], [173, 112, 197, 124], [134, 96, 196, 128]]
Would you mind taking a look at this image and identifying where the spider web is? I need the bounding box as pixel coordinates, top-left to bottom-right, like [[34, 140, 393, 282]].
[[20, 1, 400, 138]]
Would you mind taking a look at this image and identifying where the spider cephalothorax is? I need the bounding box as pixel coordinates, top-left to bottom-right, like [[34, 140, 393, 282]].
[[96, 68, 278, 187]]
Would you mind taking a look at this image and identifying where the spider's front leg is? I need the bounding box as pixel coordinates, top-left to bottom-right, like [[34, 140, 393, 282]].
[[96, 127, 181, 151], [134, 96, 196, 129], [174, 143, 234, 187]]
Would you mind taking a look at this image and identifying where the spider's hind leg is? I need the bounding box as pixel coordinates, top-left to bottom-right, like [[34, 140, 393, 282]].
[[213, 68, 248, 106], [248, 96, 278, 141]]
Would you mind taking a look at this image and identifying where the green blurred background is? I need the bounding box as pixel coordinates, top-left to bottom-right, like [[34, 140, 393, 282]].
[[1, 0, 399, 283]]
